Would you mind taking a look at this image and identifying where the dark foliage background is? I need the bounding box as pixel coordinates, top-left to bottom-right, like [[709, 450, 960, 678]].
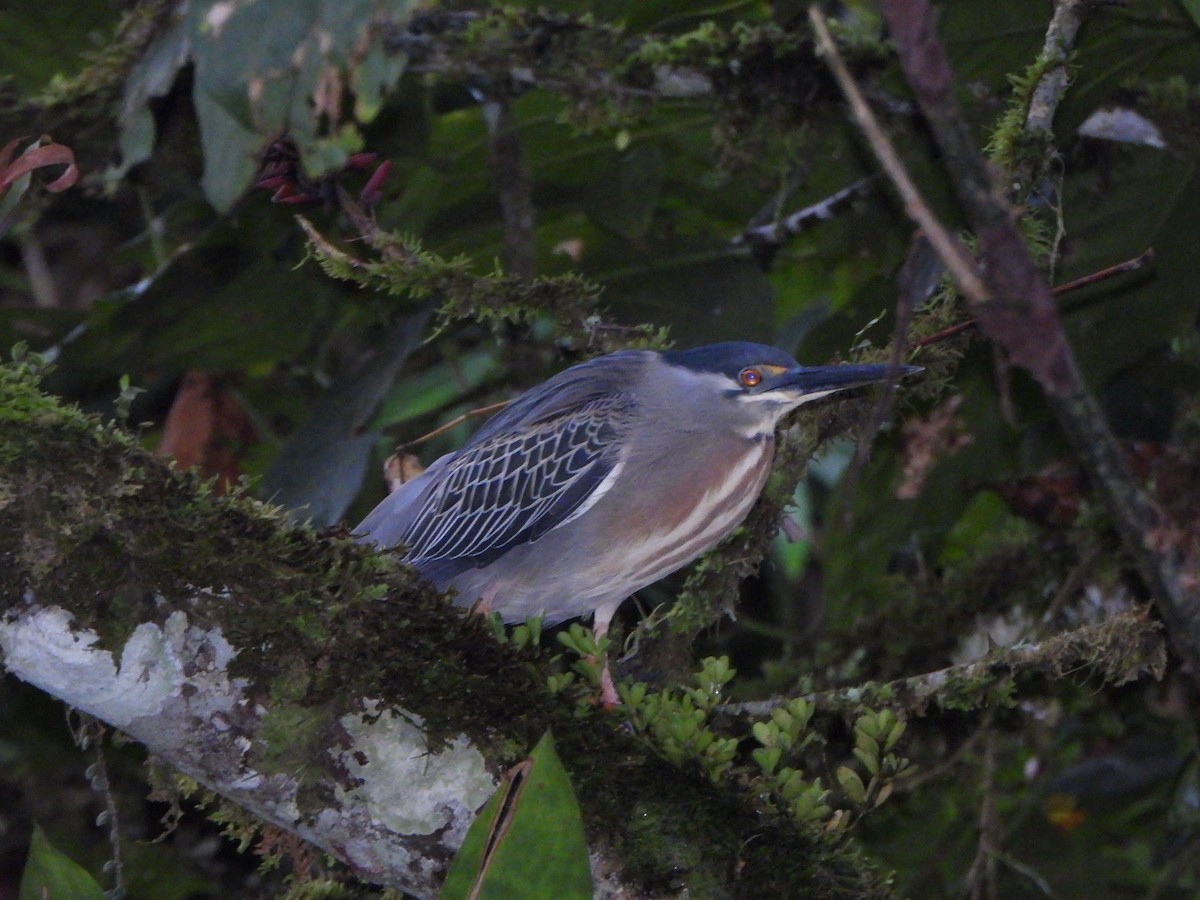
[[3, 0, 1200, 896]]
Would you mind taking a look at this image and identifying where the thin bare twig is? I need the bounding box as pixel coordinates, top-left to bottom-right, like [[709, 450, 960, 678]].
[[398, 400, 511, 451], [1042, 548, 1100, 627], [911, 248, 1155, 350], [1055, 247, 1154, 299], [808, 7, 989, 305], [965, 729, 999, 900], [912, 318, 976, 350], [895, 726, 986, 793]]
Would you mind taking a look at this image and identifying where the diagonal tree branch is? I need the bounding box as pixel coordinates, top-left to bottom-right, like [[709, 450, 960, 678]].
[[0, 358, 877, 898], [811, 1, 1200, 674], [723, 606, 1165, 719]]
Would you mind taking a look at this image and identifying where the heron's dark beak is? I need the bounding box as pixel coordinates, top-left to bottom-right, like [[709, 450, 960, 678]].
[[773, 363, 922, 397]]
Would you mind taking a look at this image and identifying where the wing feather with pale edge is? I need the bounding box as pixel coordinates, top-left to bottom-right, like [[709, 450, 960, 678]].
[[399, 390, 632, 576]]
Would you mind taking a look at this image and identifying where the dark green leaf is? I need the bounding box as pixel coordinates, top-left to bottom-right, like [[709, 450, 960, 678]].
[[1182, 0, 1200, 30], [261, 311, 429, 526], [0, 5, 121, 94], [118, 0, 415, 212], [18, 825, 105, 900], [441, 730, 591, 900]]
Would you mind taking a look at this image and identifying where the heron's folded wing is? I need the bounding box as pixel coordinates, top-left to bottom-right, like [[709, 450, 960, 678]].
[[401, 394, 630, 576]]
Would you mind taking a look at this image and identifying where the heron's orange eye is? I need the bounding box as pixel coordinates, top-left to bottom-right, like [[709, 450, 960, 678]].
[[739, 367, 763, 388]]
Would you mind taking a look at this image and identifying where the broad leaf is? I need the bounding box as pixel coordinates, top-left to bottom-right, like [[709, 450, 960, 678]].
[[18, 825, 105, 900], [440, 730, 592, 900]]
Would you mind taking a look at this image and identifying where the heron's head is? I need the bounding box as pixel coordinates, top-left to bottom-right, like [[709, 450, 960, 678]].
[[659, 341, 919, 437]]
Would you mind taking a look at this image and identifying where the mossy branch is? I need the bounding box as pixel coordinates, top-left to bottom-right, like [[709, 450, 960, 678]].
[[726, 607, 1166, 719], [0, 353, 891, 897], [297, 214, 668, 355]]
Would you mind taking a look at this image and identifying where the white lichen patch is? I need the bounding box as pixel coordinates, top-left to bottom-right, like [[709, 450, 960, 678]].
[[0, 605, 478, 895], [0, 606, 242, 730], [336, 700, 496, 842]]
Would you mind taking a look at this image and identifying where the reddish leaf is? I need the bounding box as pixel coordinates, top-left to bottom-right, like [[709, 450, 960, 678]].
[[346, 151, 379, 169], [0, 139, 79, 193], [157, 372, 258, 492], [270, 183, 299, 203], [255, 174, 290, 190], [0, 137, 23, 171], [360, 159, 392, 206]]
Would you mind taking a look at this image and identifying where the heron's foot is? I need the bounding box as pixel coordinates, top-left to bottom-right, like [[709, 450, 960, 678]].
[[599, 659, 619, 710]]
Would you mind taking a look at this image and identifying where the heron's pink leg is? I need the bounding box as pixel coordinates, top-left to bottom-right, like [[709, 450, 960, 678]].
[[593, 604, 620, 709]]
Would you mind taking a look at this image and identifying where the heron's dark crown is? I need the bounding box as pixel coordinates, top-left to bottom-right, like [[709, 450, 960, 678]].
[[659, 342, 799, 379]]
